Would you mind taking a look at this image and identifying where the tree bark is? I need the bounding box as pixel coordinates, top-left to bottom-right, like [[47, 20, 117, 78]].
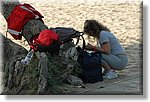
[[1, 1, 79, 95]]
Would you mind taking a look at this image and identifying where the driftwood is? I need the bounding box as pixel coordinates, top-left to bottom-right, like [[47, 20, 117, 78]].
[[1, 1, 80, 94]]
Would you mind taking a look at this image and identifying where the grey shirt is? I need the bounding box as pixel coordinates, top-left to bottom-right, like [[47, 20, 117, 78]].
[[99, 30, 125, 55]]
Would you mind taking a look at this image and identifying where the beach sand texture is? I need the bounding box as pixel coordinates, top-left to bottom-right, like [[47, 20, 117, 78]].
[[0, 0, 142, 94]]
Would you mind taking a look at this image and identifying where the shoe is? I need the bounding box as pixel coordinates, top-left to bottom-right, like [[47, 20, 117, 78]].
[[105, 70, 118, 79], [102, 68, 107, 76]]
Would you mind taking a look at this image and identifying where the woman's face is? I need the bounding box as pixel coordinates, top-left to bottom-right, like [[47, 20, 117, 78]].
[[84, 20, 103, 39], [86, 31, 94, 36]]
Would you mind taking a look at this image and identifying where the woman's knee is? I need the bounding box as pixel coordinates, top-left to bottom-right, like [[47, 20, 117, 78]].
[[112, 67, 125, 70]]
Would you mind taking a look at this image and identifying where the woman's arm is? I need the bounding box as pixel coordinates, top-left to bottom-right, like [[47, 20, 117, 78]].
[[97, 42, 111, 54]]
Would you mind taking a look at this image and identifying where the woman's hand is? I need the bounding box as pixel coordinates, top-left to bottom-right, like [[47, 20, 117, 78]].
[[85, 43, 96, 50], [85, 42, 111, 55]]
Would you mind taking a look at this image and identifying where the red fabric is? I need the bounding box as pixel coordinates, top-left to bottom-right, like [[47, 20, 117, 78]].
[[23, 4, 43, 18], [7, 3, 44, 40], [30, 45, 38, 51], [37, 29, 59, 46]]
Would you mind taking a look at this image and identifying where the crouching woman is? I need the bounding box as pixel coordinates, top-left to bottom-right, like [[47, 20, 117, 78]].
[[83, 20, 128, 79]]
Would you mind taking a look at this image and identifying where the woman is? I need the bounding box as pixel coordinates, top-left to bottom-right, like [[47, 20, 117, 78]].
[[83, 20, 128, 79]]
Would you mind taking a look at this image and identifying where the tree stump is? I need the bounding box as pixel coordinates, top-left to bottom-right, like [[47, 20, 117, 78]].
[[1, 1, 80, 95]]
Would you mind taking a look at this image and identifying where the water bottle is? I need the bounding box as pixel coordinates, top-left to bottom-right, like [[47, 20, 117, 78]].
[[21, 49, 34, 65]]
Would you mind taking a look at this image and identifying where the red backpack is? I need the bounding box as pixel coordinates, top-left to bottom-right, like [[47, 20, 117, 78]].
[[6, 3, 44, 40], [37, 29, 59, 46], [30, 29, 60, 52]]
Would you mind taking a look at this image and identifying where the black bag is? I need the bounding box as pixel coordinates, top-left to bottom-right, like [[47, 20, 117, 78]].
[[77, 47, 103, 83], [30, 27, 83, 55], [50, 27, 83, 45]]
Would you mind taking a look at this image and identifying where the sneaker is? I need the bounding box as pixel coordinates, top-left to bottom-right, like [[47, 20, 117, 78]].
[[102, 69, 108, 76], [105, 70, 118, 79]]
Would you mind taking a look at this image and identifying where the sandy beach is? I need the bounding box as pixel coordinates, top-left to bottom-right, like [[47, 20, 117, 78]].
[[0, 0, 142, 94]]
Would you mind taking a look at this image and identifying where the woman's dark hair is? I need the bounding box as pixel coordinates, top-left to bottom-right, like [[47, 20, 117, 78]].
[[83, 20, 110, 39]]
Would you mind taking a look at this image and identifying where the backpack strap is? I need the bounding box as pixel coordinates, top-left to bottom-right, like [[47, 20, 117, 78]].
[[6, 29, 8, 38], [80, 33, 86, 49], [61, 31, 85, 47]]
